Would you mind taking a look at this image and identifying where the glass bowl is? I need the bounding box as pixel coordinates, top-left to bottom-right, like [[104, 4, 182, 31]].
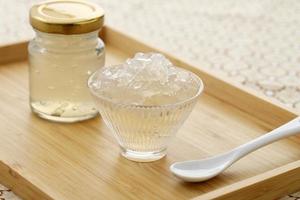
[[88, 66, 204, 162]]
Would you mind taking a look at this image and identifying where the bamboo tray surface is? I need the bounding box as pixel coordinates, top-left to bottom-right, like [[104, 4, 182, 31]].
[[0, 27, 299, 200]]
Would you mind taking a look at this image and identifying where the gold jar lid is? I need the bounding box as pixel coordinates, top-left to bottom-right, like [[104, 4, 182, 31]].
[[30, 0, 104, 34]]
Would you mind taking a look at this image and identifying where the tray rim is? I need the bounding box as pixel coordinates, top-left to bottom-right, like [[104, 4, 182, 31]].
[[102, 27, 298, 125], [0, 25, 299, 200]]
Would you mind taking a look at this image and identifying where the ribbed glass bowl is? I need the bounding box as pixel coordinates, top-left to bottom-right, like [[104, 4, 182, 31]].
[[88, 67, 204, 162]]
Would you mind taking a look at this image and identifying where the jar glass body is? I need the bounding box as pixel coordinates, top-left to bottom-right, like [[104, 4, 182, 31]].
[[28, 30, 105, 122]]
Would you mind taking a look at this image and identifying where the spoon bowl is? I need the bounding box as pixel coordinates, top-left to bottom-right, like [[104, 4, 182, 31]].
[[170, 151, 235, 182]]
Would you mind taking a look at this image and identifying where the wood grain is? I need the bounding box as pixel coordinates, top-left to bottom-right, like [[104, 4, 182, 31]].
[[0, 27, 299, 200]]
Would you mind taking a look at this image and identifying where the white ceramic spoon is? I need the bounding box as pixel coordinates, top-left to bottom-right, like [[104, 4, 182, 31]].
[[170, 117, 300, 182]]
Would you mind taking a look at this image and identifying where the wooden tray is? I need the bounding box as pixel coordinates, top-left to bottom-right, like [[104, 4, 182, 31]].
[[0, 26, 299, 200]]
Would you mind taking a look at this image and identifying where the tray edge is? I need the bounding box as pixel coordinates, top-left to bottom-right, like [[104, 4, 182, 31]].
[[101, 26, 298, 128], [193, 160, 300, 200], [0, 160, 54, 200]]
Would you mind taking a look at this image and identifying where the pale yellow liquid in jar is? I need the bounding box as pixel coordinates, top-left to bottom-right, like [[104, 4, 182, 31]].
[[29, 33, 104, 122]]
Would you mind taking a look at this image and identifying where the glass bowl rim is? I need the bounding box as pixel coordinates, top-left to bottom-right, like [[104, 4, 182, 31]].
[[87, 65, 204, 109]]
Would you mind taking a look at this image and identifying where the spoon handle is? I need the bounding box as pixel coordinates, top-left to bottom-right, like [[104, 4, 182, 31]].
[[233, 117, 300, 160]]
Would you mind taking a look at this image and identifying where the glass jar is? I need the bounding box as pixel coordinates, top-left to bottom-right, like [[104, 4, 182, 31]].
[[28, 0, 105, 122]]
